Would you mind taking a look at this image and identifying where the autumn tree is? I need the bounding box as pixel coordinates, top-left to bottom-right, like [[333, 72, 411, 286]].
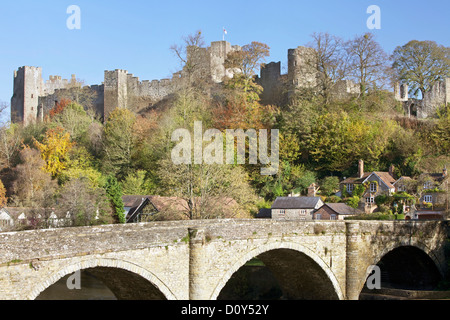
[[392, 40, 450, 98], [170, 30, 208, 84], [51, 101, 96, 144], [11, 147, 57, 207], [0, 123, 22, 170], [346, 33, 391, 96], [307, 32, 350, 104], [156, 158, 257, 220], [34, 126, 74, 177], [225, 41, 270, 78], [0, 179, 7, 208], [58, 177, 114, 226], [48, 98, 72, 120]]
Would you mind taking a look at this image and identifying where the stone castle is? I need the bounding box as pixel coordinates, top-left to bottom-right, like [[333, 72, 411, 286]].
[[10, 40, 450, 125], [394, 80, 450, 118]]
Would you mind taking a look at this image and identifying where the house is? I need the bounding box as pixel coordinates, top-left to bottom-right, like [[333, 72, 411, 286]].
[[340, 160, 397, 213], [417, 167, 448, 212], [122, 195, 247, 222], [122, 196, 157, 223], [393, 176, 414, 193], [255, 208, 272, 219], [0, 207, 72, 231], [313, 203, 362, 221], [0, 208, 14, 231], [271, 197, 324, 221]]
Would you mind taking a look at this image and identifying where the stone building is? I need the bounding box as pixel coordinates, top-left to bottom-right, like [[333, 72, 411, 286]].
[[394, 79, 450, 119], [340, 160, 397, 214], [270, 196, 324, 221], [313, 203, 361, 221], [11, 41, 242, 125]]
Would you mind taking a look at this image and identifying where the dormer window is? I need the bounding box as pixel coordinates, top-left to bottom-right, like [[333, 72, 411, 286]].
[[347, 184, 354, 193], [424, 182, 432, 189]]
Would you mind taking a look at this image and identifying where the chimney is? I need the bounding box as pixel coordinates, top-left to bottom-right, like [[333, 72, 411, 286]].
[[389, 164, 395, 178], [358, 160, 364, 179], [307, 183, 318, 197]]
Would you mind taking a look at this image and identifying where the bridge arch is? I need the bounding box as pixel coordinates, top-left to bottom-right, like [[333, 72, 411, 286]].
[[360, 240, 444, 294], [29, 257, 177, 300], [210, 241, 344, 300]]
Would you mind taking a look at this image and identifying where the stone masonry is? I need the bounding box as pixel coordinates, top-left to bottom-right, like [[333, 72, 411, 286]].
[[0, 219, 448, 300], [394, 78, 450, 119], [11, 41, 449, 125]]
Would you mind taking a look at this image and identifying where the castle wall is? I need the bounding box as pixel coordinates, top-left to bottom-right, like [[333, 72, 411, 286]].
[[420, 79, 449, 118], [331, 80, 360, 100], [258, 61, 283, 105]]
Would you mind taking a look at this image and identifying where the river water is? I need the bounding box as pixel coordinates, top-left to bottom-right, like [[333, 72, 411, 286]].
[[36, 270, 117, 300]]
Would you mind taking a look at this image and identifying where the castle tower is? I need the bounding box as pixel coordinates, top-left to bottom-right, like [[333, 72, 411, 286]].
[[11, 66, 44, 126], [209, 41, 235, 83], [103, 69, 129, 120], [287, 46, 319, 97], [259, 61, 282, 104], [394, 82, 409, 102]]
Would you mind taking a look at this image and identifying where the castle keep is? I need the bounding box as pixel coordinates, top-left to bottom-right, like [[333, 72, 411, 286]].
[[11, 40, 450, 125]]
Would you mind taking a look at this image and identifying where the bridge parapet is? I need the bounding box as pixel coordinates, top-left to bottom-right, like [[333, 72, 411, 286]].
[[0, 220, 448, 300]]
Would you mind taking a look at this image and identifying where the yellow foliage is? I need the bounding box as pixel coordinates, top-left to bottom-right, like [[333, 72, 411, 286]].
[[34, 127, 75, 177]]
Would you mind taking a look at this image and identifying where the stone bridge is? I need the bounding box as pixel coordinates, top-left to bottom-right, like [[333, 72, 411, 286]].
[[0, 219, 449, 300]]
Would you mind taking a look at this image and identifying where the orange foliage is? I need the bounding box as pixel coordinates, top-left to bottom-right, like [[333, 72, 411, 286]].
[[48, 98, 72, 120]]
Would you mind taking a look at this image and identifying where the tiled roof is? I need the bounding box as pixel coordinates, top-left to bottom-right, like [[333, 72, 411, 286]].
[[340, 171, 396, 189], [323, 203, 362, 215], [271, 197, 322, 209]]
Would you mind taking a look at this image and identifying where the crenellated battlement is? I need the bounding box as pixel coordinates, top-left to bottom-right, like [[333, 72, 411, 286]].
[[11, 41, 449, 125]]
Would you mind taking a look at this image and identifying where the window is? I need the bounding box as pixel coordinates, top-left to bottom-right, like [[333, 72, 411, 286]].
[[279, 209, 286, 216], [347, 184, 354, 193], [299, 209, 306, 215], [424, 195, 432, 203], [316, 214, 322, 220], [366, 197, 374, 204], [330, 214, 337, 221], [424, 182, 432, 189], [370, 183, 377, 193]]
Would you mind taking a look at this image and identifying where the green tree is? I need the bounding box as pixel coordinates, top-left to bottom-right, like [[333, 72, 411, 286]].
[[51, 102, 96, 144], [392, 40, 450, 98], [121, 170, 156, 195], [319, 176, 340, 196], [104, 175, 125, 223], [102, 108, 136, 180]]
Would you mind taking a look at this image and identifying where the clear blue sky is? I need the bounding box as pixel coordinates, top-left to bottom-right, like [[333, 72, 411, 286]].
[[1, 0, 449, 115]]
